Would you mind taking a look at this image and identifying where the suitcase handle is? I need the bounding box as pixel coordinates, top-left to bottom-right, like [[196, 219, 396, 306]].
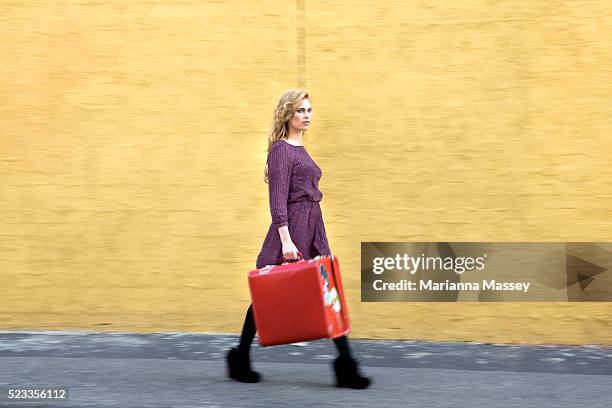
[[282, 251, 303, 263]]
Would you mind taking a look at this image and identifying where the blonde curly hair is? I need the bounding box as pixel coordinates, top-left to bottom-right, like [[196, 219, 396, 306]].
[[264, 89, 310, 183]]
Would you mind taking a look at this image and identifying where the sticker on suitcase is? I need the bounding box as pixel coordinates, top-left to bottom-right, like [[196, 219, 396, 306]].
[[320, 264, 341, 312], [258, 265, 276, 275]]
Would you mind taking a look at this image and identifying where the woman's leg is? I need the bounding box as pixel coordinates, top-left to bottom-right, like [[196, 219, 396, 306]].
[[333, 335, 353, 359], [332, 335, 371, 389], [226, 304, 261, 383], [237, 304, 257, 355]]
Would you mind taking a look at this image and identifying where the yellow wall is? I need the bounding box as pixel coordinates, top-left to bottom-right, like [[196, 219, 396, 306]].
[[1, 1, 610, 345]]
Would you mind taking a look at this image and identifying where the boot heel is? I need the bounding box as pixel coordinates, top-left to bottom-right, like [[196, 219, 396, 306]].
[[226, 347, 262, 383], [333, 356, 371, 389]]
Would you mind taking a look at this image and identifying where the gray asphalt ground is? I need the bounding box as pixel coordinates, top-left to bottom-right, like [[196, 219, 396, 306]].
[[0, 331, 610, 407]]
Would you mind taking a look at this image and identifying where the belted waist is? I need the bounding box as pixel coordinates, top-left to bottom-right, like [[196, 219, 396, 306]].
[[286, 199, 321, 229], [284, 199, 328, 257], [287, 198, 321, 204]]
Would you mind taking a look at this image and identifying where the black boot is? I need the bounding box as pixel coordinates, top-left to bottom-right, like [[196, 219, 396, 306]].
[[333, 355, 371, 389], [226, 347, 261, 383]]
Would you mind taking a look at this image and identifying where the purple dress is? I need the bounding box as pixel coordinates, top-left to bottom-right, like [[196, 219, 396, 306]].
[[256, 139, 332, 269]]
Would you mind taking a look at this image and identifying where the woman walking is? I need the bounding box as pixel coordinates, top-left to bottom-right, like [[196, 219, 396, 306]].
[[226, 89, 371, 389]]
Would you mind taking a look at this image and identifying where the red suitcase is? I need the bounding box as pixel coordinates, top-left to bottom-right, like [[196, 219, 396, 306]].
[[247, 254, 351, 347]]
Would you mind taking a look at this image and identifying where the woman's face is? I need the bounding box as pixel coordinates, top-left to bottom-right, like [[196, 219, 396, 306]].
[[288, 98, 312, 132]]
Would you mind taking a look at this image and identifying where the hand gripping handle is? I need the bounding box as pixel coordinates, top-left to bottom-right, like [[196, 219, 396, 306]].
[[282, 251, 303, 263]]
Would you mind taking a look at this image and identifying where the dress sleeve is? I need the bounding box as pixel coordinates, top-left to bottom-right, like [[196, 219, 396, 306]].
[[267, 143, 291, 228]]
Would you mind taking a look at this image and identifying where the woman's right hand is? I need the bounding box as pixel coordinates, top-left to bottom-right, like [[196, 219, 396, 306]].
[[282, 240, 300, 261]]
